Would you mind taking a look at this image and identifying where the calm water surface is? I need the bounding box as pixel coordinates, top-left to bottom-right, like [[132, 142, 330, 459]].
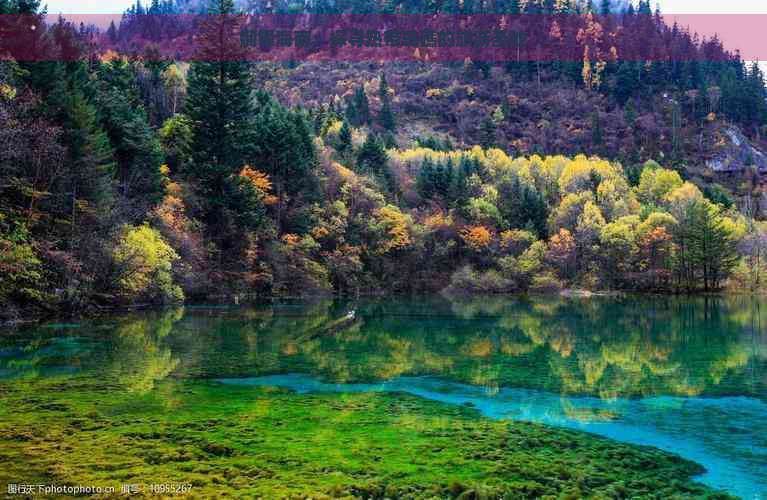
[[1, 295, 766, 498]]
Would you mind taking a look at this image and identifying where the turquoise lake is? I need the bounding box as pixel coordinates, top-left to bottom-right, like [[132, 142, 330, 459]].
[[1, 295, 765, 498]]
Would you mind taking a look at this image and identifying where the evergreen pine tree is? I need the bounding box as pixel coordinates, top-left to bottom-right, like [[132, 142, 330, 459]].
[[676, 201, 739, 291], [623, 99, 637, 128], [744, 62, 767, 136], [350, 86, 370, 126], [670, 101, 683, 161], [107, 21, 118, 43], [357, 133, 388, 175], [417, 157, 436, 199], [357, 133, 394, 192], [499, 177, 548, 238], [63, 86, 117, 220], [185, 0, 253, 213], [44, 62, 117, 222], [251, 95, 318, 230], [337, 120, 352, 156], [614, 61, 638, 104], [591, 110, 603, 147], [0, 0, 49, 60], [344, 99, 357, 127], [436, 158, 454, 198], [97, 60, 165, 205], [449, 156, 473, 208], [19, 58, 116, 232], [479, 118, 496, 149], [378, 73, 396, 132]]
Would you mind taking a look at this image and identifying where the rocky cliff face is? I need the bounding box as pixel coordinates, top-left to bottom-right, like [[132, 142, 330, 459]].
[[706, 126, 767, 173]]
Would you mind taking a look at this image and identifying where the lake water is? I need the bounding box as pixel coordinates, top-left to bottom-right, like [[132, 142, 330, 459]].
[[1, 296, 765, 498]]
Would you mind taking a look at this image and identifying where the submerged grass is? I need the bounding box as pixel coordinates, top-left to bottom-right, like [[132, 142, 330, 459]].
[[0, 376, 733, 499]]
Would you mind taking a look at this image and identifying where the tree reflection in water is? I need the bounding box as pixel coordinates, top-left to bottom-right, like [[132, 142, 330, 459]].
[[1, 296, 764, 400]]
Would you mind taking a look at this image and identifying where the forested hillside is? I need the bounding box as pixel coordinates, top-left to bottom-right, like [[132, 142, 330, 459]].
[[1, 0, 766, 319]]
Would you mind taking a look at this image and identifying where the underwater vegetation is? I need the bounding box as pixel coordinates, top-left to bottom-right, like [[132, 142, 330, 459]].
[[0, 375, 733, 499]]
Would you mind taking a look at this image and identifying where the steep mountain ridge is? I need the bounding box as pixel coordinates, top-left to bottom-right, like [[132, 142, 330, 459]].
[[262, 60, 767, 214]]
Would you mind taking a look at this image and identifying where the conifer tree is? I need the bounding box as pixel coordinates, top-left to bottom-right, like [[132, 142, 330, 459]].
[[417, 157, 436, 199], [185, 0, 253, 217], [744, 62, 767, 137], [670, 101, 683, 161], [591, 110, 603, 148], [378, 73, 396, 132], [107, 21, 118, 43], [337, 120, 352, 156], [674, 200, 739, 291], [479, 118, 496, 149], [383, 131, 397, 149], [449, 157, 474, 208], [251, 94, 318, 230], [499, 177, 548, 238], [47, 63, 117, 224], [614, 62, 638, 104], [348, 86, 370, 126], [0, 0, 49, 60], [63, 89, 117, 226], [97, 60, 165, 205], [623, 99, 637, 129], [357, 133, 388, 175], [357, 133, 393, 192], [435, 158, 454, 198]]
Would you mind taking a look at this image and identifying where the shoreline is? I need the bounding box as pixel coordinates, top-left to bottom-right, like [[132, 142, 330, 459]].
[[2, 288, 765, 328]]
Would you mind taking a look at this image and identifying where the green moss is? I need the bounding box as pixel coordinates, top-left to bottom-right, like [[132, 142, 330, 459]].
[[0, 376, 730, 499]]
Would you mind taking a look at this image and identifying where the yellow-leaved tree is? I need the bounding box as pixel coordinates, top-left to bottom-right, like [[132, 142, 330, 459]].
[[374, 205, 412, 254], [635, 163, 684, 206], [112, 224, 183, 303]]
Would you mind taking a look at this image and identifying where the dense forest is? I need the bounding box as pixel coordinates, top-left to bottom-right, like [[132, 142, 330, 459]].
[[1, 0, 767, 320]]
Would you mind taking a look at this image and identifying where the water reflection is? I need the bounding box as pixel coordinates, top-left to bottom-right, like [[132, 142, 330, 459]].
[[0, 308, 183, 394], [105, 307, 183, 393], [169, 295, 767, 400], [1, 296, 765, 400]]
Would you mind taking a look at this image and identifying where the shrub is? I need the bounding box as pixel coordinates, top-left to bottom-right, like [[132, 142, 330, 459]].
[[445, 265, 514, 294], [529, 271, 563, 293]]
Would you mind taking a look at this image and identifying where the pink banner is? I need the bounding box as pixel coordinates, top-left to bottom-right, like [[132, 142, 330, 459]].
[[1, 13, 761, 61]]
